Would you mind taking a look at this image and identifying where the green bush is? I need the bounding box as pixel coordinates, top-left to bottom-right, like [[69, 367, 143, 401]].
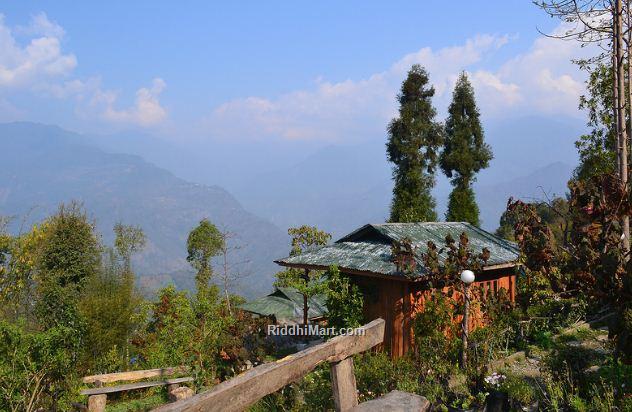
[[533, 330, 553, 349], [501, 375, 537, 406], [325, 266, 364, 332], [354, 352, 424, 402], [412, 292, 459, 374], [0, 320, 82, 411]]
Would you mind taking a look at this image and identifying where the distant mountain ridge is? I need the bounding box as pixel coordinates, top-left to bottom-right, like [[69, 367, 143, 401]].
[[0, 122, 288, 298], [81, 115, 583, 237], [474, 161, 574, 230], [0, 117, 580, 297]]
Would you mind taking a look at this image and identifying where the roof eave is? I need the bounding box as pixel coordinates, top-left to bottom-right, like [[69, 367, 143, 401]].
[[274, 260, 418, 282], [275, 259, 520, 279]]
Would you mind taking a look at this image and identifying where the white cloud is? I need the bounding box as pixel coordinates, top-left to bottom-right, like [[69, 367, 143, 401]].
[[0, 14, 76, 88], [203, 26, 588, 142], [17, 12, 66, 38], [101, 78, 167, 126], [0, 13, 167, 127]]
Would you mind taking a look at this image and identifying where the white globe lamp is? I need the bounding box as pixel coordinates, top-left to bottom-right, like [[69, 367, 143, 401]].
[[460, 269, 475, 284], [460, 269, 475, 369]]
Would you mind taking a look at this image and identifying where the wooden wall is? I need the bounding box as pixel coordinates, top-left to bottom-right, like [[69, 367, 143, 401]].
[[350, 269, 516, 359]]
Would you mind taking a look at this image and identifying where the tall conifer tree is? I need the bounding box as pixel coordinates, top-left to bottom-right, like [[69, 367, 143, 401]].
[[440, 72, 492, 226], [387, 65, 444, 222]]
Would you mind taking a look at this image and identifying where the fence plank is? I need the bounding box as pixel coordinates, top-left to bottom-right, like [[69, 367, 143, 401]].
[[81, 377, 193, 396], [152, 318, 384, 412], [82, 366, 188, 384], [331, 357, 358, 411]]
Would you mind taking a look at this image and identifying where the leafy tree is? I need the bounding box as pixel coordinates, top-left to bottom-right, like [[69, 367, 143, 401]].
[[34, 203, 100, 328], [187, 219, 224, 294], [440, 72, 492, 226], [216, 230, 249, 315], [387, 64, 444, 222], [0, 321, 80, 412], [113, 223, 146, 274], [574, 63, 618, 180], [496, 197, 570, 247], [275, 225, 331, 325], [79, 249, 143, 370], [134, 284, 266, 388], [325, 265, 364, 331], [566, 174, 632, 359], [505, 176, 632, 361]]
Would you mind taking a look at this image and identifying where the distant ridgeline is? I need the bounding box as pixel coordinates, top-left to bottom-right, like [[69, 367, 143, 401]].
[[0, 122, 288, 298]]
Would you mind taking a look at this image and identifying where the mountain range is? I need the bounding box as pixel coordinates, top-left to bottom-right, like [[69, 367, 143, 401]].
[[0, 117, 582, 297], [0, 122, 288, 298]]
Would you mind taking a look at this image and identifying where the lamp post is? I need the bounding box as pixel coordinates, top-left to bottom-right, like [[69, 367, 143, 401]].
[[460, 269, 475, 369]]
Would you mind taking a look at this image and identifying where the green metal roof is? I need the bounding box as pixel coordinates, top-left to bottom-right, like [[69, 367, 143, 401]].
[[275, 222, 520, 279], [240, 287, 327, 322]]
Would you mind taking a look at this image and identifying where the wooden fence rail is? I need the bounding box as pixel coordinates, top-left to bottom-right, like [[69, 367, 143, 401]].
[[82, 366, 189, 384], [152, 318, 385, 412]]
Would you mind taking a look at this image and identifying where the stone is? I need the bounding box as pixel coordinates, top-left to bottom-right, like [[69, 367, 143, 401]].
[[350, 390, 430, 412], [168, 386, 195, 402]]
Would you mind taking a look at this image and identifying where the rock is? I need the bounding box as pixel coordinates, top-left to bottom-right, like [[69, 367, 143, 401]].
[[351, 390, 430, 412], [584, 365, 601, 373], [488, 351, 526, 370], [168, 386, 195, 402]]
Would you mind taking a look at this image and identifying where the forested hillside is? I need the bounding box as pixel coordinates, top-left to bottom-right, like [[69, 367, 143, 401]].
[[0, 122, 287, 297]]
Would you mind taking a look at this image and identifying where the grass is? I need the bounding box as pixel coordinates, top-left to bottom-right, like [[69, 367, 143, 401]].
[[556, 326, 602, 344], [106, 392, 169, 412]]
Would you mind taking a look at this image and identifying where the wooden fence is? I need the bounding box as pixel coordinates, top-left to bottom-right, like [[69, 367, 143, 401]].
[[152, 318, 385, 412]]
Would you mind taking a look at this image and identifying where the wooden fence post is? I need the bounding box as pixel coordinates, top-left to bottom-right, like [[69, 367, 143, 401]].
[[87, 394, 106, 412], [330, 357, 358, 411]]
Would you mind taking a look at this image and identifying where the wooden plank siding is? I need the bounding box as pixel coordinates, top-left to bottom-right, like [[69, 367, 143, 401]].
[[349, 270, 517, 359]]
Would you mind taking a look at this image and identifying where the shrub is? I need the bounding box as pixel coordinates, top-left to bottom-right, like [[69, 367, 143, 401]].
[[412, 291, 459, 373], [0, 321, 81, 411], [354, 352, 423, 402], [325, 265, 364, 331], [501, 375, 537, 406]]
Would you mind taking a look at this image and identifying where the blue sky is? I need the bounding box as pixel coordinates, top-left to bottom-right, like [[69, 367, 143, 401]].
[[0, 1, 587, 143]]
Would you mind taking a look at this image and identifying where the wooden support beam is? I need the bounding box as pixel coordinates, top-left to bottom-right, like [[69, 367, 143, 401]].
[[87, 394, 106, 412], [152, 318, 385, 412], [331, 357, 358, 411], [82, 366, 188, 384]]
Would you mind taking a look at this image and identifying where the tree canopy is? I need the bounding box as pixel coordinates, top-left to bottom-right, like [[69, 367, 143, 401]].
[[387, 64, 444, 222], [187, 219, 225, 293], [440, 72, 492, 225]]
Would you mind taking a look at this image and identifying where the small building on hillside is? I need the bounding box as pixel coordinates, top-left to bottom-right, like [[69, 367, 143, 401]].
[[240, 287, 327, 325], [275, 222, 520, 358]]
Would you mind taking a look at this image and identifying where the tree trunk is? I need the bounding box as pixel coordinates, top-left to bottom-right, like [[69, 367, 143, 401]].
[[223, 249, 232, 315], [460, 283, 470, 369], [623, 0, 632, 261], [303, 269, 309, 340], [615, 0, 631, 256]]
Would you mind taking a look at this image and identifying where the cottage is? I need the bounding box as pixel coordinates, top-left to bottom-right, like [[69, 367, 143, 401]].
[[240, 287, 327, 325], [275, 222, 520, 358]]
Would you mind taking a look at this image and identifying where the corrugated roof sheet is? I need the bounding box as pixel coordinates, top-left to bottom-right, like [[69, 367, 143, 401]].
[[276, 222, 520, 279], [240, 287, 327, 323]]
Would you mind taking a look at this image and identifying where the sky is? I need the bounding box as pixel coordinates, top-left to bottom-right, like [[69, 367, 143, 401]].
[[0, 1, 591, 146]]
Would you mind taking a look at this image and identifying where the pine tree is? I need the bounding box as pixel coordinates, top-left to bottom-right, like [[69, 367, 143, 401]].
[[387, 65, 444, 222], [440, 72, 492, 226]]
